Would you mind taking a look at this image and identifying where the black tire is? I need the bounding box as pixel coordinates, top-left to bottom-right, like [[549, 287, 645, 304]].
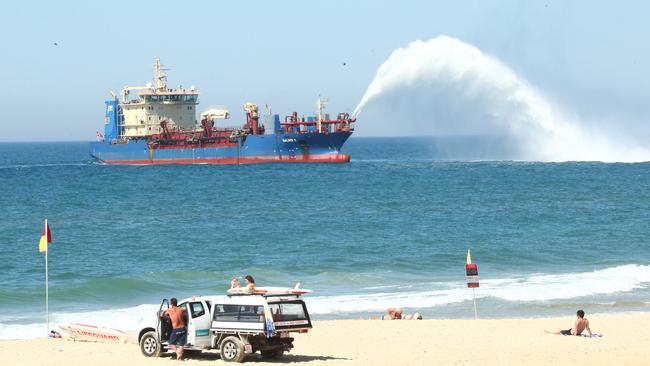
[[140, 331, 163, 357], [261, 349, 284, 360], [220, 336, 245, 363]]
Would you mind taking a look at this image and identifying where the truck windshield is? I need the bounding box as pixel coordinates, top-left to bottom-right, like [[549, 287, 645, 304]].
[[268, 302, 308, 322]]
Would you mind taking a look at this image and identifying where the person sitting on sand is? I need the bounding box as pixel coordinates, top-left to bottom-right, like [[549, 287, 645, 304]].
[[245, 275, 256, 291], [547, 309, 593, 337], [230, 276, 241, 289]]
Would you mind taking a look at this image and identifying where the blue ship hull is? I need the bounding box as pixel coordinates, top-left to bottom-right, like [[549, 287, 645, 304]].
[[90, 131, 352, 165]]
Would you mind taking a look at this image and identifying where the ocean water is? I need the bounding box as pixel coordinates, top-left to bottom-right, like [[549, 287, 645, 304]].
[[1, 138, 649, 340]]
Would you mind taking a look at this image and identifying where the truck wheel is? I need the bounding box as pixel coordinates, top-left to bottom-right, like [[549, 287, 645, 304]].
[[220, 336, 245, 362], [261, 349, 284, 359], [140, 331, 163, 357]]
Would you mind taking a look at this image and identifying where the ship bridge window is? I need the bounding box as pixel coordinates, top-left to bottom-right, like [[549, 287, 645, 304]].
[[180, 95, 197, 102]]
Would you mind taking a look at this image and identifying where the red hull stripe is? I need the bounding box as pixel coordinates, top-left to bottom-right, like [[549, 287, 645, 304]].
[[102, 154, 351, 165]]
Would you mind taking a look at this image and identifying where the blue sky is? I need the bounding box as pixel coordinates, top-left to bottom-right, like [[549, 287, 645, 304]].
[[0, 0, 648, 141]]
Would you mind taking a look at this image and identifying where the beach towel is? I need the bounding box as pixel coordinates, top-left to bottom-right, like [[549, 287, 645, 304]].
[[561, 333, 604, 338]]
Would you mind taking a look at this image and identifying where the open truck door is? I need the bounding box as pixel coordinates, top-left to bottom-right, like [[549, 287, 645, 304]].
[[140, 298, 170, 357], [157, 298, 171, 343]]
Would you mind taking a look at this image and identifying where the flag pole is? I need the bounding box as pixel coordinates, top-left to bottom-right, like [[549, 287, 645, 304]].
[[45, 241, 49, 337], [472, 288, 477, 320], [466, 249, 479, 320], [39, 218, 52, 337]]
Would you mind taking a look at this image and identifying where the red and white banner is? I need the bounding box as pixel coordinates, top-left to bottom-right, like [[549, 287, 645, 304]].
[[466, 264, 479, 288], [465, 249, 479, 288]]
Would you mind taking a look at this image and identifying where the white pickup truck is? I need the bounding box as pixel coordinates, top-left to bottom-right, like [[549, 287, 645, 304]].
[[138, 293, 312, 362]]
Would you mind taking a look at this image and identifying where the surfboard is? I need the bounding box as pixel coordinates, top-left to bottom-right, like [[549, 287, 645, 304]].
[[253, 286, 312, 295], [58, 323, 136, 343], [227, 287, 255, 295], [227, 285, 312, 296]]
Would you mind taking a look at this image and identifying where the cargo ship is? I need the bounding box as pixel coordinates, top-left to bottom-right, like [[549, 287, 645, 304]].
[[90, 58, 355, 165]]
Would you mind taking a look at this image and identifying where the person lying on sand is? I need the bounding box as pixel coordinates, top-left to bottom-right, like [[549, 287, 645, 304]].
[[371, 308, 422, 320], [383, 307, 402, 320], [546, 309, 593, 336], [389, 307, 402, 319], [401, 312, 423, 320]]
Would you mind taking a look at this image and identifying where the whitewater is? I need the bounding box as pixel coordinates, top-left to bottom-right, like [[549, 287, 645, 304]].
[[353, 36, 650, 162], [2, 264, 650, 340]]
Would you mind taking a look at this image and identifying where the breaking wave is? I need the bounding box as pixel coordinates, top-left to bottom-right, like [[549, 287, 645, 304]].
[[306, 264, 650, 314], [3, 264, 649, 339]]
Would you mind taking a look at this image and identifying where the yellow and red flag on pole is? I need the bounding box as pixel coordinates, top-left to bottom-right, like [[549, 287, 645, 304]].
[[38, 219, 52, 252]]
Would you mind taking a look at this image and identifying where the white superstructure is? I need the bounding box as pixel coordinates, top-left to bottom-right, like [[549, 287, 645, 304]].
[[119, 57, 199, 137]]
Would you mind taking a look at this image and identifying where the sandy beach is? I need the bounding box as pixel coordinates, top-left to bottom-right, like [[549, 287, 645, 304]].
[[2, 313, 648, 366]]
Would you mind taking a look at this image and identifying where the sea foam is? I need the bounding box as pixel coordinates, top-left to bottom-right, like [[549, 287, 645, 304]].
[[306, 264, 650, 314], [2, 264, 648, 340]]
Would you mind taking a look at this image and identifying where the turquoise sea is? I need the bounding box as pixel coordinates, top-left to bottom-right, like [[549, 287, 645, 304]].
[[1, 138, 649, 339]]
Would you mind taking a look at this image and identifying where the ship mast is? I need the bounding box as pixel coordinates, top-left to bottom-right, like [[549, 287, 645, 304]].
[[154, 56, 168, 92]]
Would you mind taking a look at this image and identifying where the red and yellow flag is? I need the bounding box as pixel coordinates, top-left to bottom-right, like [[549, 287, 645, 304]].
[[38, 219, 52, 252]]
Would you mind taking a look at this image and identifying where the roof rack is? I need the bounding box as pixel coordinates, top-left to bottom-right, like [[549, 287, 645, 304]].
[[226, 292, 303, 298]]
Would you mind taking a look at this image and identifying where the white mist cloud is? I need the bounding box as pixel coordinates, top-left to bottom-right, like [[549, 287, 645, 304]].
[[353, 36, 650, 162]]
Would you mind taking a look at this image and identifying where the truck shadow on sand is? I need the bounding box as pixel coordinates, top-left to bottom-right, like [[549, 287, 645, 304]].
[[247, 355, 351, 363], [169, 352, 350, 363]]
